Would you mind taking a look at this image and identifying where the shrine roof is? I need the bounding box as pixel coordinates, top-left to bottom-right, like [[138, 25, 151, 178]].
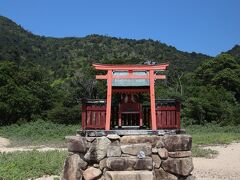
[[112, 71, 149, 87]]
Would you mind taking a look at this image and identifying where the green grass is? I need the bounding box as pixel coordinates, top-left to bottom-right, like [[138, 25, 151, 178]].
[[191, 145, 218, 158], [0, 150, 68, 180], [0, 119, 80, 146], [185, 124, 240, 157], [186, 124, 240, 145]]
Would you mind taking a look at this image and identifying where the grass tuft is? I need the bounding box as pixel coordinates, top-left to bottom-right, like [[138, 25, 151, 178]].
[[0, 150, 68, 180], [0, 119, 80, 146], [185, 124, 240, 145], [192, 145, 218, 158], [185, 124, 240, 157]]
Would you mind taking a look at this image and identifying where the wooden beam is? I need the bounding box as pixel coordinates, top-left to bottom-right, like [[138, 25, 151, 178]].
[[93, 63, 169, 71], [105, 70, 112, 130], [96, 75, 108, 79], [96, 74, 166, 80], [112, 88, 150, 93], [149, 70, 157, 130]]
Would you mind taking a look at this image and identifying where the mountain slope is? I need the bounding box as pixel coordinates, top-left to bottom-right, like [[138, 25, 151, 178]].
[[0, 15, 210, 77], [226, 45, 240, 60]]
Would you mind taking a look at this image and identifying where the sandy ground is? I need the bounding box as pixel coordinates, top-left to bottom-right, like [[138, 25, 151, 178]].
[[1, 137, 240, 180], [0, 137, 66, 153], [193, 143, 240, 180]]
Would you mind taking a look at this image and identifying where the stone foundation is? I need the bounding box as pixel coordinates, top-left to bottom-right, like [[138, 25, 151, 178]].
[[62, 133, 195, 180]]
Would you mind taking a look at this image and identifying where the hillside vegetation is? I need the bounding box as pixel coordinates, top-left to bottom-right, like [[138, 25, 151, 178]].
[[0, 16, 240, 126]]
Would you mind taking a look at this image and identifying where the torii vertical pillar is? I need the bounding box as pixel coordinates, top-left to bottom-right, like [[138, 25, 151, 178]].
[[105, 70, 112, 130], [149, 70, 157, 130]]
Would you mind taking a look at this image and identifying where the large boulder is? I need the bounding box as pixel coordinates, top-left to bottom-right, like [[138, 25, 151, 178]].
[[107, 145, 121, 157], [162, 157, 194, 176], [107, 134, 120, 140], [106, 157, 129, 171], [106, 157, 152, 171], [133, 158, 153, 170], [154, 168, 178, 180], [105, 171, 154, 180], [157, 148, 168, 159], [62, 154, 86, 180], [99, 158, 107, 170], [83, 167, 102, 180], [66, 136, 88, 153], [121, 135, 162, 147], [121, 143, 152, 156], [163, 135, 192, 151], [152, 154, 161, 168], [84, 137, 111, 162]]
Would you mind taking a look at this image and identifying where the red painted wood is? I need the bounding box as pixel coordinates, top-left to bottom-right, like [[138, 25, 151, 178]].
[[82, 99, 180, 130], [106, 70, 113, 130], [81, 104, 106, 129], [93, 63, 169, 71], [176, 101, 181, 129], [149, 70, 157, 130], [81, 103, 86, 129], [118, 103, 142, 127], [112, 88, 149, 94], [156, 103, 180, 129]]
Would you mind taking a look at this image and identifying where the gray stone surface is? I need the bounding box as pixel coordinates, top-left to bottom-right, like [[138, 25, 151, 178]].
[[106, 157, 128, 171], [133, 158, 153, 170], [154, 168, 178, 180], [121, 143, 152, 156], [107, 134, 120, 140], [99, 158, 107, 170], [168, 151, 192, 158], [93, 164, 100, 168], [106, 157, 152, 171], [84, 137, 111, 162], [155, 141, 164, 148], [157, 148, 168, 159], [121, 135, 162, 147], [62, 154, 85, 180], [83, 167, 102, 180], [163, 135, 192, 151], [184, 175, 196, 180], [105, 171, 154, 180], [63, 134, 194, 180], [86, 137, 96, 142], [107, 145, 121, 157], [152, 154, 161, 168], [162, 157, 194, 176], [152, 147, 158, 154], [66, 136, 88, 153]]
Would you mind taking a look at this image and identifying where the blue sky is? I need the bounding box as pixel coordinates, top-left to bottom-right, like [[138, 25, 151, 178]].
[[0, 0, 239, 56]]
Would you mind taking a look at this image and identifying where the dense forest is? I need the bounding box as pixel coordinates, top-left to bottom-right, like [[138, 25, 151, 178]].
[[0, 16, 240, 126]]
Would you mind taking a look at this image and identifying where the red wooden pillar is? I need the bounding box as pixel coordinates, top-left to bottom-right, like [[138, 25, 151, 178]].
[[149, 70, 157, 130], [105, 70, 112, 130]]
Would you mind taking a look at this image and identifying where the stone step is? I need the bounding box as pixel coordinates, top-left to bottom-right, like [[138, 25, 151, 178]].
[[104, 171, 154, 180]]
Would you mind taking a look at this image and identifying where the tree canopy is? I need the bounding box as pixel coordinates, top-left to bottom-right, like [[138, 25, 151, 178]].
[[0, 16, 240, 126]]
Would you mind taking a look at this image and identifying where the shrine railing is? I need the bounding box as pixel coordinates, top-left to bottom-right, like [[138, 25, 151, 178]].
[[81, 99, 180, 130]]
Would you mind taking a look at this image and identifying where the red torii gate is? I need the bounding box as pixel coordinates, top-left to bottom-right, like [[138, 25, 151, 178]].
[[93, 63, 169, 131]]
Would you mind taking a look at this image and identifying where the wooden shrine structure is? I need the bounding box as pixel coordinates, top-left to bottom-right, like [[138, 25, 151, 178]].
[[81, 63, 181, 134]]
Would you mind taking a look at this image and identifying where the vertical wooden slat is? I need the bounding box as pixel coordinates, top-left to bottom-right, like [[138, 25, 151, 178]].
[[81, 104, 86, 130], [176, 102, 180, 129], [167, 110, 171, 127]]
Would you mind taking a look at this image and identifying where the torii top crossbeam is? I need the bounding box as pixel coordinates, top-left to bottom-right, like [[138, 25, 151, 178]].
[[92, 63, 169, 130]]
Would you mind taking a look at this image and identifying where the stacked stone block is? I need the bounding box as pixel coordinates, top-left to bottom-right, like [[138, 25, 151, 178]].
[[62, 134, 194, 180]]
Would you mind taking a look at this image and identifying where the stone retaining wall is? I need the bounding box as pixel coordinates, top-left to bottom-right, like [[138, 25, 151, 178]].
[[62, 134, 195, 180]]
